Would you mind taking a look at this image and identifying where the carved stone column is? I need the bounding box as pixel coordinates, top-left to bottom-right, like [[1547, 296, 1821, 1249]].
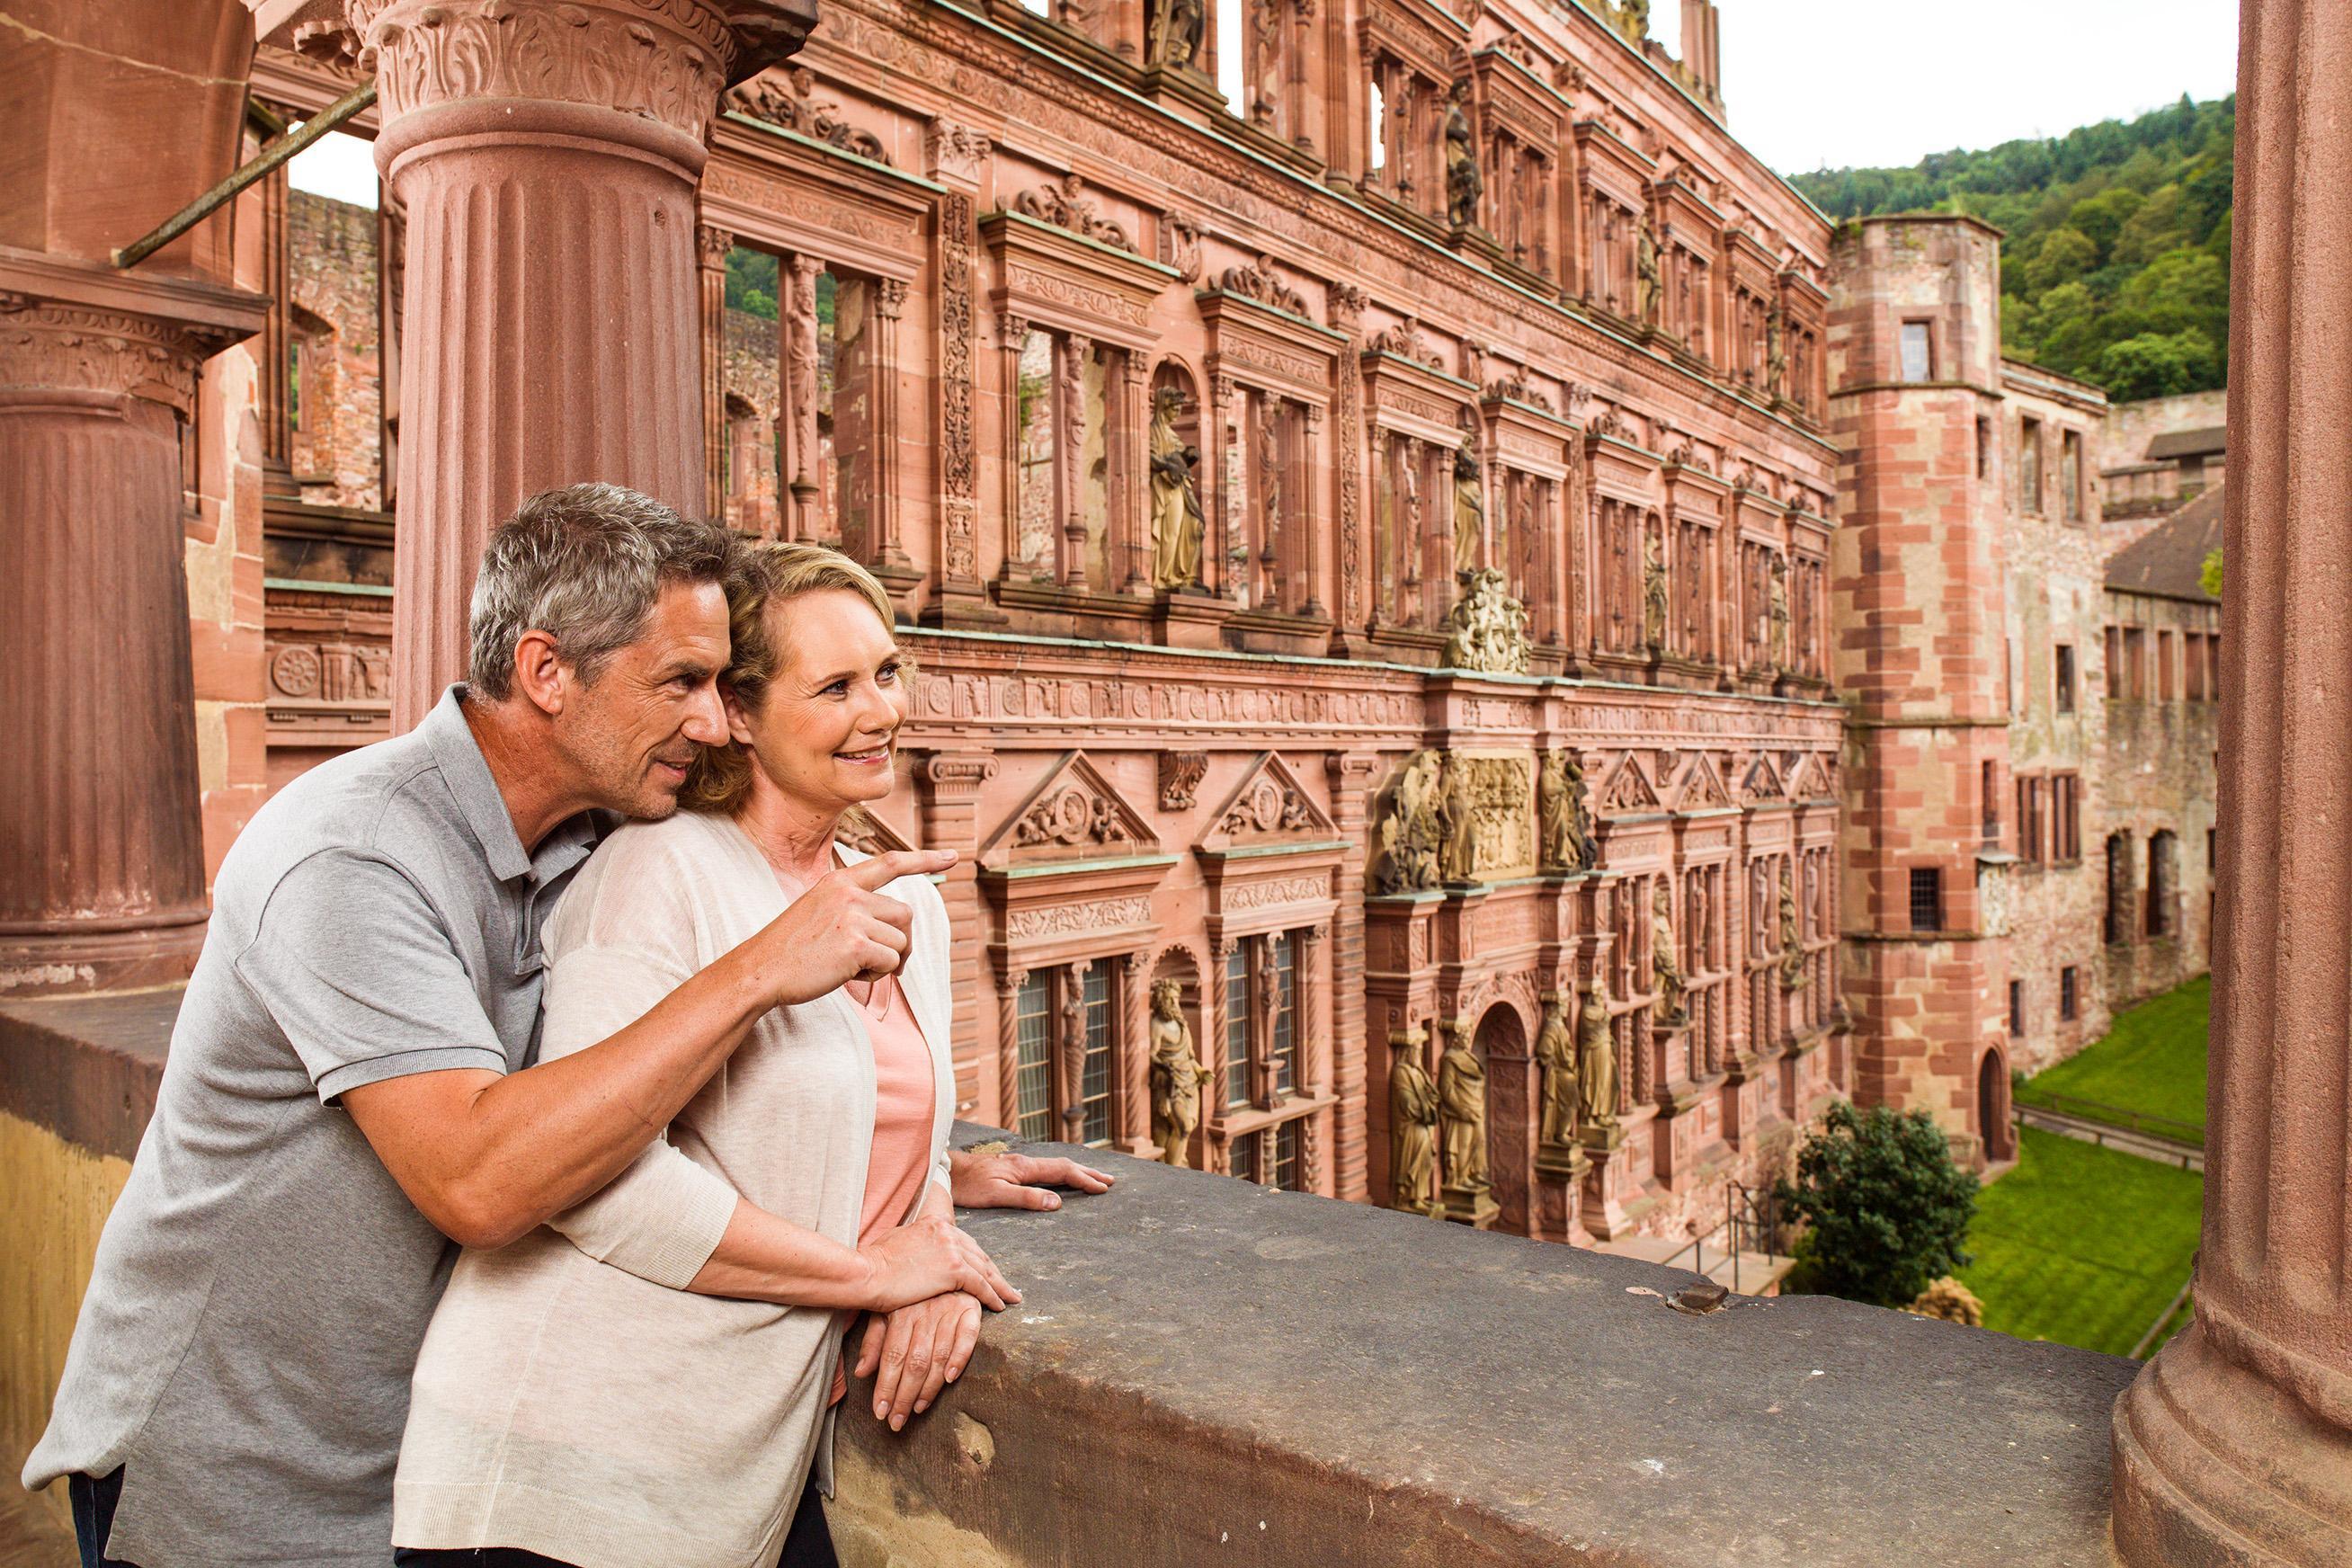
[[1327, 283, 1366, 638], [1120, 947, 1154, 1154], [353, 0, 815, 726], [1326, 753, 1380, 1200], [915, 749, 998, 1112], [697, 222, 733, 522], [1057, 958, 1093, 1143], [780, 251, 825, 542], [995, 311, 1030, 577], [1206, 935, 1236, 1166], [995, 959, 1029, 1132], [869, 277, 913, 578], [2110, 7, 2352, 1559], [924, 120, 993, 624], [0, 0, 265, 995], [1297, 400, 1324, 617], [1299, 922, 1330, 1194], [1120, 350, 1153, 594], [1058, 333, 1091, 592]]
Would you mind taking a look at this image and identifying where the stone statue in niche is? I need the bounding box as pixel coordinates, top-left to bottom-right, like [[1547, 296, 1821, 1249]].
[[1538, 749, 1598, 872], [1765, 301, 1787, 399], [1619, 0, 1652, 42], [1768, 552, 1792, 671], [1148, 979, 1206, 1166], [1442, 567, 1530, 675], [1250, 0, 1283, 128], [1779, 874, 1807, 992], [1259, 411, 1282, 592], [1451, 435, 1484, 578], [1148, 387, 1206, 589], [1635, 215, 1663, 325], [1642, 529, 1669, 654], [1650, 879, 1688, 1028], [1438, 751, 1481, 885], [1388, 1039, 1439, 1214], [1437, 1025, 1490, 1192], [1373, 750, 1443, 894], [1149, 0, 1206, 71], [1252, 940, 1279, 1099], [1443, 79, 1483, 230], [1576, 972, 1617, 1132], [1537, 998, 1578, 1149]]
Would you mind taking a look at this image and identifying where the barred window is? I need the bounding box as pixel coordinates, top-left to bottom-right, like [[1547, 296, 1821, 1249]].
[[1225, 944, 1252, 1108], [1910, 867, 1943, 933], [1013, 972, 1053, 1141], [1077, 964, 1112, 1145], [2060, 966, 2079, 1022], [1228, 1128, 1261, 1183], [1270, 931, 1297, 1095], [2009, 979, 2024, 1037], [1270, 1118, 1301, 1191]]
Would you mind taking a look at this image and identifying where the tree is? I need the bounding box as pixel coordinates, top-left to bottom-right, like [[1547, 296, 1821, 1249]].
[[2098, 330, 2220, 401], [2027, 227, 2099, 293], [1776, 1102, 1977, 1309], [2201, 548, 2223, 599]]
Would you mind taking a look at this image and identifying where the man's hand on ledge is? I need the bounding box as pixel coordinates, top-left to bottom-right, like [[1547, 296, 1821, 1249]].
[[949, 1146, 1114, 1211]]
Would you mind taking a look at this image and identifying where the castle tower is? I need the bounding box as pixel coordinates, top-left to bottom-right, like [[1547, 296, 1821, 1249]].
[[1828, 216, 2014, 1163]]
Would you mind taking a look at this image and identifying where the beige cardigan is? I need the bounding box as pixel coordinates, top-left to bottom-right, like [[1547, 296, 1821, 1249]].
[[392, 810, 953, 1568]]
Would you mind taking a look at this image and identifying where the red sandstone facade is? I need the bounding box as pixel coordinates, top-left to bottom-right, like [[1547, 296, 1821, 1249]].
[[1831, 215, 2219, 1161], [155, 0, 1852, 1250]]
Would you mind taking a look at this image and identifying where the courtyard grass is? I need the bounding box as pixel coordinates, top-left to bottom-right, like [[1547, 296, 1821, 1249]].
[[1956, 1127, 2204, 1359], [2014, 975, 2211, 1143]]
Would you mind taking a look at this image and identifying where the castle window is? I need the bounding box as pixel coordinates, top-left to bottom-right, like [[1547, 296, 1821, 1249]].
[[2020, 418, 2044, 513], [1899, 319, 1933, 382], [2060, 966, 2080, 1022], [2055, 644, 2076, 714], [2009, 979, 2025, 1038], [2062, 430, 2084, 521], [1909, 867, 1944, 933]]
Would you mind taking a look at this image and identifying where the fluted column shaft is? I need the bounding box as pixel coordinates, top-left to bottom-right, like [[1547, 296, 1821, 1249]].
[[0, 308, 214, 993], [350, 0, 812, 728], [2111, 4, 2352, 1561]]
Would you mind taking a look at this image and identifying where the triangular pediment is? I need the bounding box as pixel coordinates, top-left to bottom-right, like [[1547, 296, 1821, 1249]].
[[833, 806, 913, 856], [1667, 752, 1733, 813], [983, 752, 1161, 868], [1786, 751, 1834, 803], [1598, 751, 1662, 814], [1738, 752, 1789, 806], [1200, 753, 1340, 851]]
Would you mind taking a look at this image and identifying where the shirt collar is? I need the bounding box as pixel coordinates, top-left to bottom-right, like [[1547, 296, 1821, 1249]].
[[419, 684, 543, 883]]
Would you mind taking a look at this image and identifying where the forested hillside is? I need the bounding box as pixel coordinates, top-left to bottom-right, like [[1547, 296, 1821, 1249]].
[[1792, 95, 2232, 399]]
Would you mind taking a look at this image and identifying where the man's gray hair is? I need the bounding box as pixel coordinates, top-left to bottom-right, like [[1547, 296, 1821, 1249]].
[[467, 483, 744, 700]]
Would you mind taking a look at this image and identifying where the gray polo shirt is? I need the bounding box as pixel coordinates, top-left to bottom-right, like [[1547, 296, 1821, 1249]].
[[25, 687, 600, 1567]]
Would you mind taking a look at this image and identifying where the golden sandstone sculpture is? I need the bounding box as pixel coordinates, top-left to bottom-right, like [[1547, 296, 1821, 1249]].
[[1373, 750, 1443, 895], [1437, 751, 1480, 885], [1387, 1038, 1439, 1215], [1443, 78, 1482, 230], [1441, 569, 1531, 675], [1537, 748, 1598, 873], [1577, 972, 1617, 1133], [1451, 435, 1485, 579], [1437, 1025, 1490, 1195], [1651, 879, 1688, 1028], [1536, 998, 1578, 1151], [1642, 529, 1670, 653], [1146, 979, 1204, 1167], [1147, 387, 1205, 589]]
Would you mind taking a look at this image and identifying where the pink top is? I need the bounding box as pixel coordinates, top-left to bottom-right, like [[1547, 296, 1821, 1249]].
[[832, 970, 936, 1405]]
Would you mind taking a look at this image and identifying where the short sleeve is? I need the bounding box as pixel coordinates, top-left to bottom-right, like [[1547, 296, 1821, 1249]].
[[236, 851, 507, 1104]]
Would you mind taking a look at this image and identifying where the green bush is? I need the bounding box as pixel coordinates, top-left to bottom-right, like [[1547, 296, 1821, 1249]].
[[1777, 1103, 1978, 1309]]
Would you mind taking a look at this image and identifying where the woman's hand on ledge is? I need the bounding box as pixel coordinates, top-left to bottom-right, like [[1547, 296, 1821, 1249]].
[[949, 1148, 1115, 1211], [855, 1290, 982, 1430], [855, 1213, 1018, 1314]]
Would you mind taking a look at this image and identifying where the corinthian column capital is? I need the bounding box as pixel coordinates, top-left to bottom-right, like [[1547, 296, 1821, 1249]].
[[347, 0, 815, 142]]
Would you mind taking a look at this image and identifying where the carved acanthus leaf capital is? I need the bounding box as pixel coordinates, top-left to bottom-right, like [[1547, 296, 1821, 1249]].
[[0, 299, 216, 411]]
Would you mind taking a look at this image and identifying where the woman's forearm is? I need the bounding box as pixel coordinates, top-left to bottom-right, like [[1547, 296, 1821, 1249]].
[[686, 1197, 873, 1310]]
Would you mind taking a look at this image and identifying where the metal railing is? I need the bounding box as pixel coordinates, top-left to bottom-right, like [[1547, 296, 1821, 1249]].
[[1662, 1179, 1780, 1295], [2014, 1089, 2204, 1149]]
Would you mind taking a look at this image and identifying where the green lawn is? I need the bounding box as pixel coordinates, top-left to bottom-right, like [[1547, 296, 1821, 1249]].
[[2015, 975, 2211, 1143], [1956, 1127, 2203, 1359]]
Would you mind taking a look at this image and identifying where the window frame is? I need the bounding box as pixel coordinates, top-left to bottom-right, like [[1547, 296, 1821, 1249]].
[[1909, 866, 1945, 934]]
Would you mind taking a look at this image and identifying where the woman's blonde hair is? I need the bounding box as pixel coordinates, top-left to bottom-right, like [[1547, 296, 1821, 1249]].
[[680, 541, 909, 815]]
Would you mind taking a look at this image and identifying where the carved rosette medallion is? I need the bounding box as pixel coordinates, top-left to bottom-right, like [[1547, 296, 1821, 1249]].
[[347, 0, 814, 141]]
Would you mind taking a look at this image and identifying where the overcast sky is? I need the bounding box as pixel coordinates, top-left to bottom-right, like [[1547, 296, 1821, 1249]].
[[1683, 0, 2241, 177], [290, 1, 2242, 206]]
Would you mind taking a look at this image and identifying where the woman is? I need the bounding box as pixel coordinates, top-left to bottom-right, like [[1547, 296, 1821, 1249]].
[[393, 545, 1018, 1568]]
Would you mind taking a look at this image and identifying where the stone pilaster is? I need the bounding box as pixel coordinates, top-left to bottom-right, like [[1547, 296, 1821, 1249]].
[[350, 0, 815, 726], [915, 748, 998, 1113], [697, 221, 733, 522], [1326, 752, 1380, 1201], [2111, 5, 2352, 1559], [922, 120, 993, 625]]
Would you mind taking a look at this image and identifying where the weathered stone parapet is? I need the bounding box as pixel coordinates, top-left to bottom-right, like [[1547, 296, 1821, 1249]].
[[2108, 2, 2352, 1559], [822, 1122, 2132, 1568]]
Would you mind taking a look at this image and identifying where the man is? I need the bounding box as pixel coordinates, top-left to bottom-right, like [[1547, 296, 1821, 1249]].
[[26, 485, 1105, 1567]]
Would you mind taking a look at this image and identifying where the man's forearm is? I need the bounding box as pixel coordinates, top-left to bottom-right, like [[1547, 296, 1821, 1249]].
[[407, 943, 775, 1249]]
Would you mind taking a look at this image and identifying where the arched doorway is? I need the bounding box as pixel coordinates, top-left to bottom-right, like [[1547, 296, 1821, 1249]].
[[1977, 1046, 2014, 1164], [1472, 1002, 1529, 1233]]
